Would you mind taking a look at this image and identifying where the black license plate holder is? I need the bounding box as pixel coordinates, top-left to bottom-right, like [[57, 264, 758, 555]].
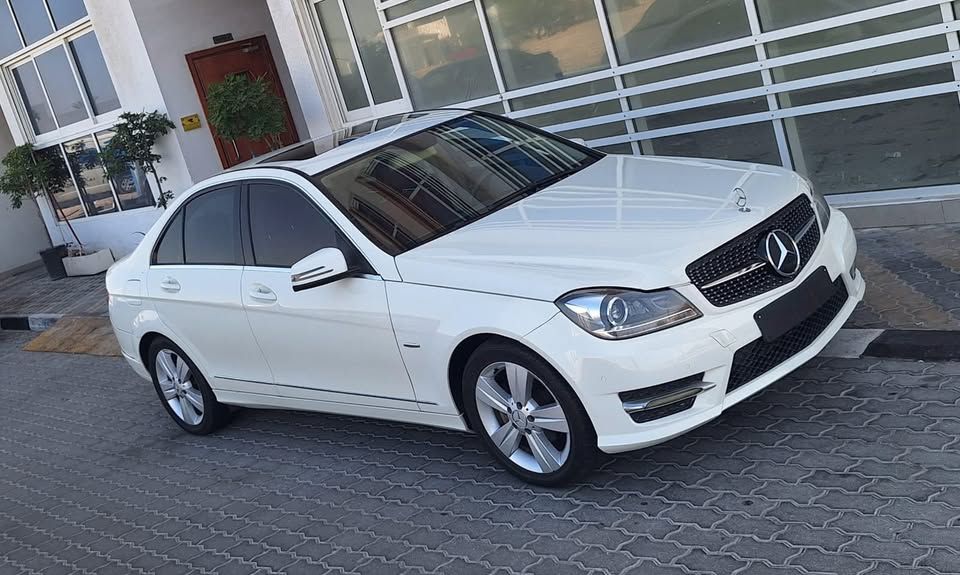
[[754, 267, 835, 342]]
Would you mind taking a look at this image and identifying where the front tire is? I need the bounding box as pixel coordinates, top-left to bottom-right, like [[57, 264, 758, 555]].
[[148, 337, 230, 435], [462, 341, 600, 486]]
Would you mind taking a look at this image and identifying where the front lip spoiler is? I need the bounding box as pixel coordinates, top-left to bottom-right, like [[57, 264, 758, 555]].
[[622, 383, 717, 414]]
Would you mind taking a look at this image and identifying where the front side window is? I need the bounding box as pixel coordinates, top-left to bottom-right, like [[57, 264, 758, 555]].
[[248, 183, 341, 268], [183, 187, 242, 266], [315, 114, 598, 255]]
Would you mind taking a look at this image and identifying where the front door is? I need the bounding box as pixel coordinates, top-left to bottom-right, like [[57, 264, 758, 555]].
[[239, 180, 418, 409], [186, 36, 300, 168]]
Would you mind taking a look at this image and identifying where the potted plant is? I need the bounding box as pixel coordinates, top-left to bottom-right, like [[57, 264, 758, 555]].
[[206, 74, 287, 157], [98, 111, 177, 209], [0, 144, 87, 279]]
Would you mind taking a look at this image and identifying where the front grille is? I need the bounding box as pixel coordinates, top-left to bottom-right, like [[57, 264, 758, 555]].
[[687, 196, 820, 307], [727, 278, 849, 394]]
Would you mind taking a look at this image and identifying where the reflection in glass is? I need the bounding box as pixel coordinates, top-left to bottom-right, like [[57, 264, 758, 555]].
[[9, 0, 53, 45], [63, 135, 116, 216], [514, 80, 625, 142], [484, 0, 609, 89], [604, 0, 750, 64], [12, 63, 56, 135], [393, 4, 498, 109], [779, 65, 954, 108], [316, 0, 369, 110], [644, 122, 781, 166], [95, 130, 155, 210], [0, 4, 21, 59], [70, 32, 121, 115], [47, 0, 88, 29], [786, 95, 960, 194], [35, 146, 84, 221], [317, 114, 596, 254], [344, 0, 403, 104], [385, 0, 446, 20], [756, 0, 898, 31], [35, 46, 88, 127]]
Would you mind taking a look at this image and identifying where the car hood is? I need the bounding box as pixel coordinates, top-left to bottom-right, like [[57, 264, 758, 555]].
[[394, 154, 807, 301]]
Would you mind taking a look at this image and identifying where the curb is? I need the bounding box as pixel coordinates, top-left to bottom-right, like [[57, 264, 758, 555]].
[[0, 314, 63, 332]]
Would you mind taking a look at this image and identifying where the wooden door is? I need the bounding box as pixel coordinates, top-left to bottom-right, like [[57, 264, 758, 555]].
[[187, 36, 300, 168]]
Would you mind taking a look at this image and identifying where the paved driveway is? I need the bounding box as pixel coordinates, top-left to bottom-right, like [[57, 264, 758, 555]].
[[2, 330, 960, 575]]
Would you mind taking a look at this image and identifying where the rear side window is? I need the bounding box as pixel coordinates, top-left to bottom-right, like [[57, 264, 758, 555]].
[[183, 186, 242, 265], [248, 183, 340, 268], [154, 210, 184, 265]]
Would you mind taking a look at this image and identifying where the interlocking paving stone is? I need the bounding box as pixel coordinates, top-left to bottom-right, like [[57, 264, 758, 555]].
[[0, 267, 107, 317], [3, 332, 960, 574]]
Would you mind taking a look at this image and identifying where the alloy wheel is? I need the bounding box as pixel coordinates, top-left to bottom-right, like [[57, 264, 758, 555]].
[[475, 362, 571, 474], [156, 349, 204, 426]]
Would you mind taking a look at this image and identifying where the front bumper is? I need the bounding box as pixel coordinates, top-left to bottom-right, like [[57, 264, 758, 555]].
[[524, 210, 864, 454]]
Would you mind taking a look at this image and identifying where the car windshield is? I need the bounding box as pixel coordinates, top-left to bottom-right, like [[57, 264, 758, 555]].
[[311, 113, 599, 255]]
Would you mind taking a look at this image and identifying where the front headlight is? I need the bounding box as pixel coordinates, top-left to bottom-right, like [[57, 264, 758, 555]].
[[806, 180, 831, 232], [556, 289, 701, 340]]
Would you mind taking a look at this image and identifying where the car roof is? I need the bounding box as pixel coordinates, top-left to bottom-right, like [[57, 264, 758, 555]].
[[230, 109, 473, 177]]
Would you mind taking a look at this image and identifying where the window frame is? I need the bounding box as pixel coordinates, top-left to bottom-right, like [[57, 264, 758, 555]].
[[242, 179, 362, 270], [151, 184, 246, 268]]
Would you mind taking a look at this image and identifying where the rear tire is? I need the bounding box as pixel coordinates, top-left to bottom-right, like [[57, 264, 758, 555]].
[[462, 341, 600, 486], [148, 337, 231, 435]]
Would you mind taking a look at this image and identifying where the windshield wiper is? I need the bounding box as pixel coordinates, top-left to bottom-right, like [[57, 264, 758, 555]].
[[516, 158, 598, 199]]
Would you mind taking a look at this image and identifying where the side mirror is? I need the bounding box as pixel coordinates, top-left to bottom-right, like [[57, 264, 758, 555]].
[[290, 248, 357, 292]]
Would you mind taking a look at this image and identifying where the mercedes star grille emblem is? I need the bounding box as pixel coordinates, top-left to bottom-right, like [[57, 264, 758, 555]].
[[763, 229, 801, 277], [735, 188, 750, 213]]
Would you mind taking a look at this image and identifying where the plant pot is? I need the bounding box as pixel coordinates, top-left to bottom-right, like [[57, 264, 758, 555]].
[[63, 249, 115, 277], [40, 245, 69, 280]]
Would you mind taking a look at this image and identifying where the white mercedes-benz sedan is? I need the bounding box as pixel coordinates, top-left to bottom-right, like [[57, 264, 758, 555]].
[[108, 110, 864, 485]]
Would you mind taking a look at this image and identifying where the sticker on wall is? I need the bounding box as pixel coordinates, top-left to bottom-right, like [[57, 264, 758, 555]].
[[181, 114, 202, 132]]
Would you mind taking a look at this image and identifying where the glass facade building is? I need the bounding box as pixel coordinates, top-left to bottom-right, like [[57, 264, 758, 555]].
[[310, 0, 960, 196]]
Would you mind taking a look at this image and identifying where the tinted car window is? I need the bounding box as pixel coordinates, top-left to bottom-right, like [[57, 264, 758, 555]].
[[154, 210, 184, 265], [184, 187, 242, 265], [314, 113, 598, 255], [249, 183, 340, 268]]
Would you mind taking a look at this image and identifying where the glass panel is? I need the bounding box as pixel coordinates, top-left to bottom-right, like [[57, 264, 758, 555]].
[[184, 188, 242, 265], [596, 143, 633, 154], [511, 79, 617, 111], [12, 63, 56, 135], [155, 210, 184, 265], [623, 48, 757, 89], [0, 4, 21, 59], [316, 0, 369, 110], [344, 0, 403, 104], [250, 183, 340, 268], [393, 4, 498, 108], [70, 32, 120, 116], [9, 0, 53, 45], [604, 0, 750, 65], [385, 0, 447, 20], [47, 0, 87, 28], [786, 95, 960, 194], [35, 46, 88, 127], [63, 135, 115, 216], [35, 146, 84, 221], [779, 64, 954, 108], [483, 0, 609, 90], [756, 0, 899, 31], [472, 102, 507, 114], [766, 8, 945, 62], [316, 114, 597, 254], [95, 130, 155, 210], [643, 122, 782, 165]]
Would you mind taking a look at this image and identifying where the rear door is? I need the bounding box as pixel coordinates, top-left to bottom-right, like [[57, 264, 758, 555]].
[[146, 184, 273, 384], [239, 180, 419, 409]]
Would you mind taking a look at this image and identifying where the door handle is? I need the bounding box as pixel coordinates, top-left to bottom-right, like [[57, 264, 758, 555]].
[[249, 284, 278, 303], [159, 277, 181, 293]]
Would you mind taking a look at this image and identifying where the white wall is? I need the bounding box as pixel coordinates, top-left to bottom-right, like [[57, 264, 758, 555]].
[[129, 0, 311, 183], [0, 119, 51, 274]]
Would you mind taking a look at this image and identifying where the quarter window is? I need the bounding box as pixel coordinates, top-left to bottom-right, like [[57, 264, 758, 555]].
[[154, 211, 185, 266], [248, 183, 341, 268], [183, 187, 243, 266]]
